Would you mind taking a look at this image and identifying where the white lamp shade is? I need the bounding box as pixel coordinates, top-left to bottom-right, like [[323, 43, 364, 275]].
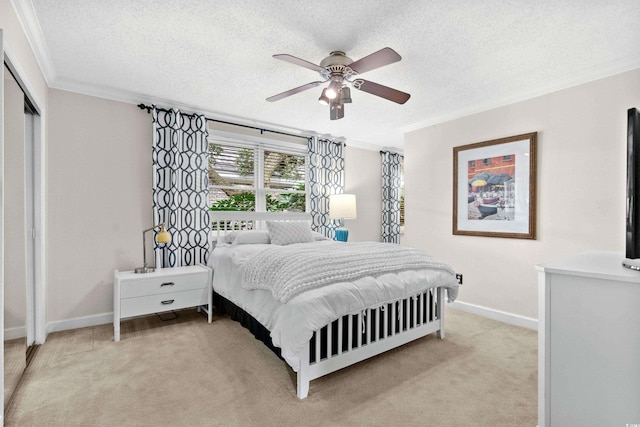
[[329, 194, 357, 219]]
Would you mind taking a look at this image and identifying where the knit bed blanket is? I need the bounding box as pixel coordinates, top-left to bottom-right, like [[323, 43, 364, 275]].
[[240, 241, 457, 303]]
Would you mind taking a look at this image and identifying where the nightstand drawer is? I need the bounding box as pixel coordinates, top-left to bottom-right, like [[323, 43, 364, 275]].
[[120, 272, 207, 299], [120, 288, 208, 318]]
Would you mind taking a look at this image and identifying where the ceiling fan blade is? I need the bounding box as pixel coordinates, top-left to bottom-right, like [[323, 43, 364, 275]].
[[273, 54, 325, 73], [352, 79, 411, 104], [266, 81, 325, 102], [348, 47, 401, 75]]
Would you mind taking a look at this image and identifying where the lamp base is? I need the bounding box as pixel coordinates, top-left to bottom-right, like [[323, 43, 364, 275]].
[[334, 228, 349, 242], [134, 266, 156, 274]]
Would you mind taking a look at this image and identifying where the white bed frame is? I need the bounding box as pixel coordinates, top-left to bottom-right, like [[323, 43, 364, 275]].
[[210, 211, 445, 399]]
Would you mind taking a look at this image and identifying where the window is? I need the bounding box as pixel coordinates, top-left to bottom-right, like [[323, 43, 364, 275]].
[[208, 133, 307, 213]]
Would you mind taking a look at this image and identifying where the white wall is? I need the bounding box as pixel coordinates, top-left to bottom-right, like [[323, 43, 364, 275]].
[[46, 89, 152, 323], [27, 64, 640, 326], [404, 68, 640, 320], [44, 93, 386, 325], [344, 146, 382, 242]]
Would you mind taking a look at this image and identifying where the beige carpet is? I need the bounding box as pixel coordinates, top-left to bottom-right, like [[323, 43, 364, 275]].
[[5, 308, 537, 426]]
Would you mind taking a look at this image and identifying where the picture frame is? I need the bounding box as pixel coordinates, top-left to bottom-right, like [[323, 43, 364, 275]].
[[453, 132, 537, 239]]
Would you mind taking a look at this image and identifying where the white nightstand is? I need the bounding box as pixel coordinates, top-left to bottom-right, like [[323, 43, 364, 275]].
[[113, 265, 212, 341]]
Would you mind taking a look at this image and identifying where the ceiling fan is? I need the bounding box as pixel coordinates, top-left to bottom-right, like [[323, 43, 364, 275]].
[[266, 47, 410, 120]]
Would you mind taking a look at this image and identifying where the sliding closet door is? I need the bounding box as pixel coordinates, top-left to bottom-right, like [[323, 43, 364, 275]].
[[3, 62, 27, 410], [2, 40, 45, 418]]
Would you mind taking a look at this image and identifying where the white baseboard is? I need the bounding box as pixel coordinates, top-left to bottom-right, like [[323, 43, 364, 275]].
[[42, 302, 537, 339], [448, 300, 538, 331], [46, 312, 113, 335], [4, 325, 27, 341]]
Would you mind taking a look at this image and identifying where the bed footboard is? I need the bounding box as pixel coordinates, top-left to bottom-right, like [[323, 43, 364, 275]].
[[297, 286, 445, 399]]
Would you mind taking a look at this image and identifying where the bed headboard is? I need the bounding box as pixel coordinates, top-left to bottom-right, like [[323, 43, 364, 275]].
[[210, 211, 311, 239]]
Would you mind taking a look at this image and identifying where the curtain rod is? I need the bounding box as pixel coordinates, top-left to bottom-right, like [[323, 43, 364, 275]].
[[137, 103, 311, 141]]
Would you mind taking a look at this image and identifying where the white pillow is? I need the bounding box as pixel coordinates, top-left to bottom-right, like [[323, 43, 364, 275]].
[[267, 221, 315, 245], [223, 230, 271, 245]]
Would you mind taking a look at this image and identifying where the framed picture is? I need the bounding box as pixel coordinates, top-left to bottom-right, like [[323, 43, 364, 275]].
[[453, 132, 537, 239]]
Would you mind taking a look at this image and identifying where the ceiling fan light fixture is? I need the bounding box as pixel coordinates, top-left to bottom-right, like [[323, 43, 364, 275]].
[[318, 88, 330, 105], [326, 79, 342, 99], [329, 99, 344, 120], [341, 86, 352, 103]]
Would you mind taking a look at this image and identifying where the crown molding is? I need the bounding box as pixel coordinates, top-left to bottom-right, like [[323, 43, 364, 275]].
[[342, 137, 388, 152], [10, 0, 56, 85], [3, 37, 45, 113], [380, 146, 404, 155], [50, 74, 387, 151], [402, 59, 640, 134]]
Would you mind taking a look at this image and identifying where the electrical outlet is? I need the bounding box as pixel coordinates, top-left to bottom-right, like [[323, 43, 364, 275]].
[[456, 273, 463, 285]]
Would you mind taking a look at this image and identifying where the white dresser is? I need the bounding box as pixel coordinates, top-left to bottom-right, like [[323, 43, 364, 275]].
[[114, 265, 212, 341], [536, 251, 640, 427]]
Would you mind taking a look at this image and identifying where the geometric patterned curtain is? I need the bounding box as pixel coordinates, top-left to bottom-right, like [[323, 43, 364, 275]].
[[381, 150, 402, 243], [152, 106, 210, 267], [308, 137, 345, 238]]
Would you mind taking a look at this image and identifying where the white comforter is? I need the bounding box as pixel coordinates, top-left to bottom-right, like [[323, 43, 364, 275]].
[[241, 241, 457, 303], [209, 241, 458, 371]]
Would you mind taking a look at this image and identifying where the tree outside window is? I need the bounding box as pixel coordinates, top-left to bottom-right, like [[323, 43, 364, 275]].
[[209, 141, 306, 213]]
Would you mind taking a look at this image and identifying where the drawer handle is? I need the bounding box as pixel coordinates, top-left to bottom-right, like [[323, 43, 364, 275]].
[[161, 299, 175, 305], [161, 282, 175, 287]]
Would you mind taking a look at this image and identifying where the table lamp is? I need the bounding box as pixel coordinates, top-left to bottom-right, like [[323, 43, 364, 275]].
[[329, 194, 357, 242], [135, 223, 171, 274]]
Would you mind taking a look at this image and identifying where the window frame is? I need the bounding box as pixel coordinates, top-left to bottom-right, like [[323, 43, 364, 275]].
[[208, 129, 309, 213]]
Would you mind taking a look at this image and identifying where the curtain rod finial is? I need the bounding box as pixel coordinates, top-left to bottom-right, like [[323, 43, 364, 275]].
[[137, 103, 152, 113]]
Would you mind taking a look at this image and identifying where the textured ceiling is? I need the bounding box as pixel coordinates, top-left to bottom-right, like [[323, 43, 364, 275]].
[[18, 0, 640, 149]]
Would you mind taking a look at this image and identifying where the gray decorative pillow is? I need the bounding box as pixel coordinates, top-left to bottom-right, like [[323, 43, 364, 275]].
[[266, 221, 314, 245]]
